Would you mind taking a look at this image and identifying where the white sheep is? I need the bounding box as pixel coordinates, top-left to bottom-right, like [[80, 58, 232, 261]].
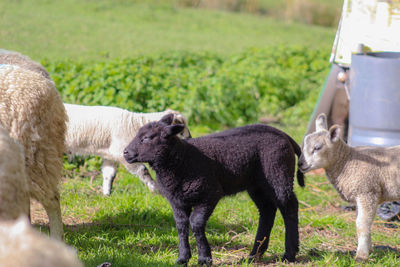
[[0, 64, 67, 240], [299, 113, 400, 261], [65, 103, 191, 195], [0, 126, 29, 220], [0, 216, 83, 267]]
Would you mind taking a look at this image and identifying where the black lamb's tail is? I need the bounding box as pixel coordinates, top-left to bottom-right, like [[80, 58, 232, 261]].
[[286, 134, 305, 187]]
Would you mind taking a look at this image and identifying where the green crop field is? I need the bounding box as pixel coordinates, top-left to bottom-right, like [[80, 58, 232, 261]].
[[3, 0, 400, 266]]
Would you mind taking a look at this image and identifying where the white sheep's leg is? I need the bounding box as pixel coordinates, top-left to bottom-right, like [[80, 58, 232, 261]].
[[123, 162, 157, 193], [101, 160, 117, 196], [355, 196, 377, 261], [66, 152, 74, 162], [42, 196, 64, 241]]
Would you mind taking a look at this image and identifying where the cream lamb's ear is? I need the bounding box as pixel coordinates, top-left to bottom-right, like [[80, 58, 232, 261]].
[[315, 113, 328, 132], [328, 125, 341, 143]]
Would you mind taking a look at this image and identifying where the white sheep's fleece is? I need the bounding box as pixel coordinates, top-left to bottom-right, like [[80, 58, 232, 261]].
[[0, 64, 67, 239], [0, 126, 29, 220], [64, 103, 190, 195], [65, 104, 185, 160], [0, 217, 83, 267]]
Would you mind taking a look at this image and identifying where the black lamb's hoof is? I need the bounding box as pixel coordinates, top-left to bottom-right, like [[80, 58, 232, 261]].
[[377, 201, 400, 221], [198, 256, 212, 266], [175, 258, 189, 266], [340, 204, 356, 211], [247, 255, 257, 263], [97, 262, 111, 267], [282, 254, 296, 263]]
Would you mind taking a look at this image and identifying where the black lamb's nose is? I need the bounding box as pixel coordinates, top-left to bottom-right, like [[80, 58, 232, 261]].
[[123, 148, 129, 156], [298, 160, 303, 168]]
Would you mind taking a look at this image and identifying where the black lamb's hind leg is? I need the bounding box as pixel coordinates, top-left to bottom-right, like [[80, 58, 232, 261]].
[[248, 188, 277, 261], [189, 203, 217, 266], [278, 192, 299, 262]]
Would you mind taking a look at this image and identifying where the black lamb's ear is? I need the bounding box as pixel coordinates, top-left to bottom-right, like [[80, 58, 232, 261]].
[[160, 113, 175, 126], [162, 124, 185, 138]]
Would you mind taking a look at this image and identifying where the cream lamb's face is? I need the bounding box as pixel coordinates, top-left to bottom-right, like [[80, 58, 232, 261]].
[[298, 113, 342, 172]]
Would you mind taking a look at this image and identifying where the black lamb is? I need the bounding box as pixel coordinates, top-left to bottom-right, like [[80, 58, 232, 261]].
[[124, 114, 304, 265]]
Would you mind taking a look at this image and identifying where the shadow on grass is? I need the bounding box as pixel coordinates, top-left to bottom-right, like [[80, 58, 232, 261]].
[[34, 200, 291, 266], [34, 207, 261, 266], [93, 207, 292, 265], [304, 248, 354, 261], [33, 222, 178, 267], [88, 207, 255, 244], [297, 246, 400, 263]]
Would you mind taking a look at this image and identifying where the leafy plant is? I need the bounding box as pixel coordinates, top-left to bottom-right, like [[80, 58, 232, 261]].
[[44, 46, 329, 132]]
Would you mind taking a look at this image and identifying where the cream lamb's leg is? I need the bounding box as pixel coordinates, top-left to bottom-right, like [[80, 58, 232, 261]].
[[101, 160, 117, 196], [123, 162, 157, 193], [42, 195, 64, 241], [355, 195, 377, 261]]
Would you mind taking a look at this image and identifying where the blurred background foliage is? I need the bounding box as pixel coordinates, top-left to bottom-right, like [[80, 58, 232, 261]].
[[45, 46, 329, 135]]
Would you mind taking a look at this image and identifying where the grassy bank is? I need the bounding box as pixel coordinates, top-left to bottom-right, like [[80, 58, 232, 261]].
[[0, 0, 335, 61]]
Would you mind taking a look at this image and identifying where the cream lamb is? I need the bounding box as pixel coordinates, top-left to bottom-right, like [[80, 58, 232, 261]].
[[0, 64, 67, 240], [299, 113, 400, 261], [0, 216, 83, 267], [0, 126, 29, 220], [65, 103, 191, 195]]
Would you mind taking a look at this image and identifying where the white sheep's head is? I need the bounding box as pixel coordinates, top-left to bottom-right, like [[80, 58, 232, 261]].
[[165, 109, 192, 139], [298, 113, 342, 172], [124, 113, 185, 165]]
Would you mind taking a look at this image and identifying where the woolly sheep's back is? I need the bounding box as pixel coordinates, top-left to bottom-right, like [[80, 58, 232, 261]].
[[0, 50, 50, 79], [64, 103, 114, 155], [0, 126, 29, 220], [64, 104, 180, 157], [0, 65, 67, 205], [0, 217, 84, 267]]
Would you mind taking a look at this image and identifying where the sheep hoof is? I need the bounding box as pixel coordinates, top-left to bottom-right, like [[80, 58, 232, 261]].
[[282, 253, 296, 262], [175, 258, 189, 265], [247, 255, 258, 262], [97, 262, 112, 267], [355, 254, 369, 262], [198, 256, 212, 266]]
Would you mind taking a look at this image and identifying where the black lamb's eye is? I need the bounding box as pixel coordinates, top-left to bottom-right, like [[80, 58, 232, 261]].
[[141, 136, 151, 144]]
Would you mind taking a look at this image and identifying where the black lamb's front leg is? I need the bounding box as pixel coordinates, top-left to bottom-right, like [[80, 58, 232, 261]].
[[172, 205, 192, 265], [190, 203, 217, 266]]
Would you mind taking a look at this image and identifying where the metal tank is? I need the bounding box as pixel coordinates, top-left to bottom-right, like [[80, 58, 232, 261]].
[[348, 52, 400, 147]]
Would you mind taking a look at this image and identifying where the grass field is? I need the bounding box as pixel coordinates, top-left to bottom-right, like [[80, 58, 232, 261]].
[[0, 0, 335, 61], [4, 0, 400, 266], [32, 167, 400, 266]]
